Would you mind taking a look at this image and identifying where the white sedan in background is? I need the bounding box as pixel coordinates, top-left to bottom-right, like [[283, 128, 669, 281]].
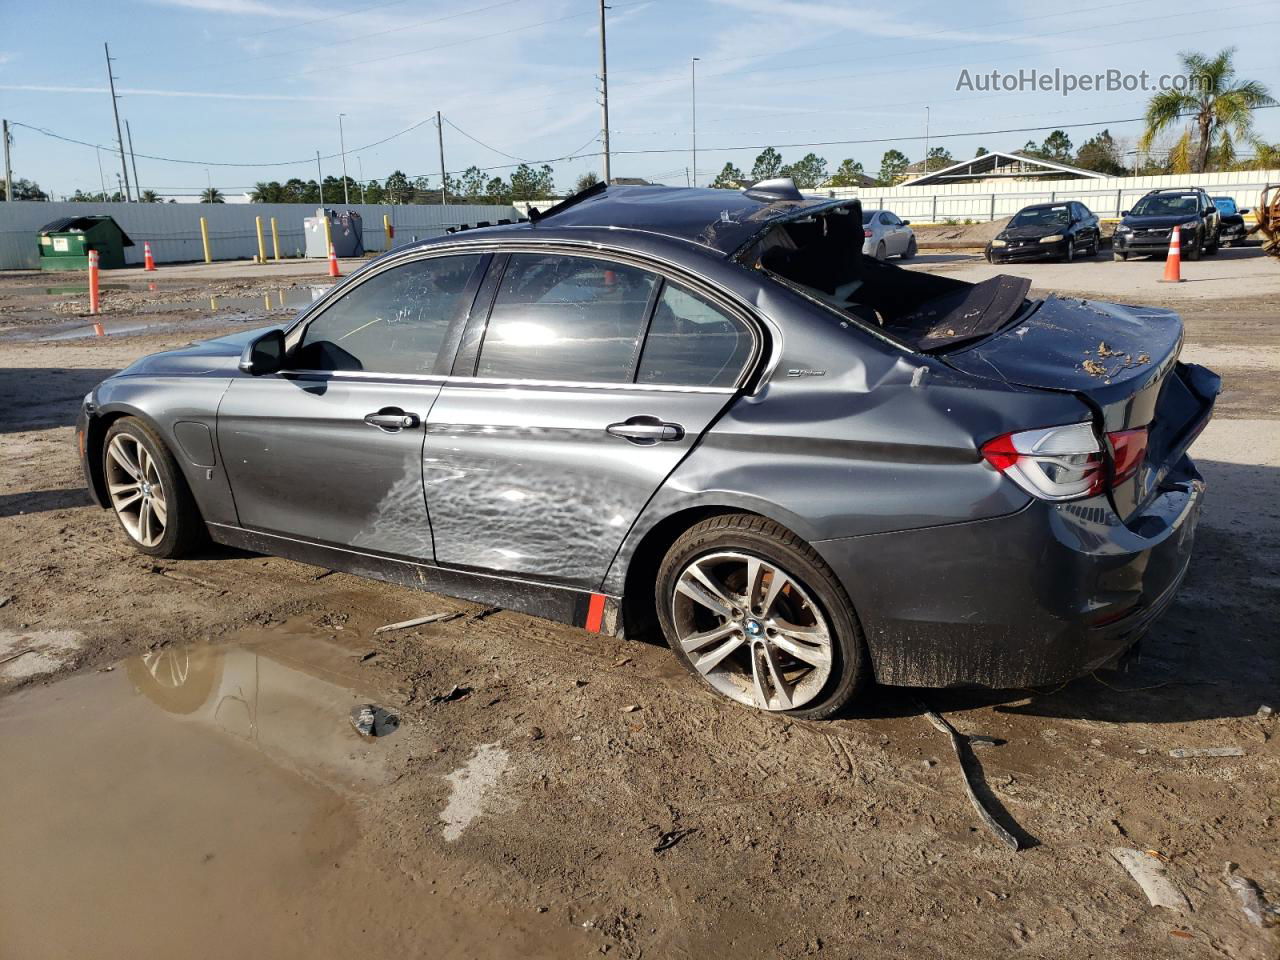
[[862, 208, 917, 260]]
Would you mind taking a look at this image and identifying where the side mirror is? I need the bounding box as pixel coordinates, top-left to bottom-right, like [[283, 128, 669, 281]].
[[1120, 210, 1129, 217], [239, 328, 286, 376], [1240, 208, 1250, 215], [901, 219, 911, 225]]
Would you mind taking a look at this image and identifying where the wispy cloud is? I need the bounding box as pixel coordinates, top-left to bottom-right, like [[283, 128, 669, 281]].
[[141, 0, 328, 18], [0, 83, 380, 103]]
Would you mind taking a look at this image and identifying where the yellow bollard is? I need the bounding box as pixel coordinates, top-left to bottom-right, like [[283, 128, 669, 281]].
[[270, 217, 281, 262], [199, 216, 212, 264], [383, 213, 393, 251], [255, 216, 267, 265], [322, 215, 333, 261]]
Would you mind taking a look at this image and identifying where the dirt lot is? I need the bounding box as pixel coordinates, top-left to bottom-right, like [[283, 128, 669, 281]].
[[1, 256, 1277, 959]]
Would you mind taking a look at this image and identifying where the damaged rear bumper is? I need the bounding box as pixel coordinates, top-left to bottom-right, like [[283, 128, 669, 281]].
[[813, 457, 1205, 689]]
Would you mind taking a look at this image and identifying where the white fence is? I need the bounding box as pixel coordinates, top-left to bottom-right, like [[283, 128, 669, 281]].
[[0, 200, 521, 270], [816, 169, 1280, 223]]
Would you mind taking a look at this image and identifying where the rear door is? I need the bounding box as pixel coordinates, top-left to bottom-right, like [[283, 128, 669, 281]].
[[423, 250, 758, 589], [218, 252, 487, 559]]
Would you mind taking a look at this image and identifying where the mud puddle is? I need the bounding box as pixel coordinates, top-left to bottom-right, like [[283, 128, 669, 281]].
[[0, 630, 597, 958]]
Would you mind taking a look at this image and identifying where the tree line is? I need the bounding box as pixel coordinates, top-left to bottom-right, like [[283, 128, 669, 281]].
[[247, 163, 556, 205]]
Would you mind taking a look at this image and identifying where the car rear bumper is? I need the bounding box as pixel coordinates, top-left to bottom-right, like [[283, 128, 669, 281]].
[[813, 455, 1205, 689]]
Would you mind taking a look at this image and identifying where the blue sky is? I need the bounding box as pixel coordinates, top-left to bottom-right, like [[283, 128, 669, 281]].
[[2, 0, 1278, 199]]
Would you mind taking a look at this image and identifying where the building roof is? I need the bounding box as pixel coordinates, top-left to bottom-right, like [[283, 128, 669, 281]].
[[454, 183, 857, 257], [899, 151, 1107, 186]]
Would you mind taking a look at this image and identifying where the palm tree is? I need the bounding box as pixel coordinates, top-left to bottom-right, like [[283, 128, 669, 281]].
[[1140, 48, 1274, 173], [139, 190, 159, 203], [200, 187, 225, 204]]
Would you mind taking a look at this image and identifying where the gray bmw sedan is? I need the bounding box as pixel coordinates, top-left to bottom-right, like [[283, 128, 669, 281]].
[[78, 179, 1218, 718]]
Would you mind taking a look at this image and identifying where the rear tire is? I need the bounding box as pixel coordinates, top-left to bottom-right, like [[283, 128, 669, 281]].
[[655, 514, 868, 719], [102, 416, 204, 558]]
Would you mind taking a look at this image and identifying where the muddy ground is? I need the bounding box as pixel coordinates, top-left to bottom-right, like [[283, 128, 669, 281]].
[[0, 264, 1277, 959]]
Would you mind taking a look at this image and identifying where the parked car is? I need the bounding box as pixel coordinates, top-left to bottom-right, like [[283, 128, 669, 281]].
[[1212, 196, 1250, 245], [985, 201, 1100, 263], [79, 179, 1218, 719], [862, 208, 916, 260], [1113, 187, 1221, 261]]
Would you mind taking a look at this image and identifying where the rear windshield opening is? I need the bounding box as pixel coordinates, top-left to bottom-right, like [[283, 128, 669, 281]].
[[743, 208, 1032, 351]]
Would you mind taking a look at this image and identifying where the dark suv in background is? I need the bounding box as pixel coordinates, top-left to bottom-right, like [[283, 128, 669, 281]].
[[1113, 187, 1220, 261]]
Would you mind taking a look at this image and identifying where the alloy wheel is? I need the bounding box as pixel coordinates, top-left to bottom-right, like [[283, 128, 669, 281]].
[[671, 551, 834, 711], [105, 433, 168, 547]]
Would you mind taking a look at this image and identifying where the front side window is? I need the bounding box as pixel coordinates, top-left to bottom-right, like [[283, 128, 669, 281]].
[[296, 254, 482, 373], [637, 284, 753, 388], [477, 253, 658, 383]]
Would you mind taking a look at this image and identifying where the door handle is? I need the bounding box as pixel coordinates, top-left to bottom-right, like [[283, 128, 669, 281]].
[[606, 416, 685, 445], [364, 409, 420, 431]]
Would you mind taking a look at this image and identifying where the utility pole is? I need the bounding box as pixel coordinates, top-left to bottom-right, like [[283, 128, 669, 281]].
[[2, 119, 12, 202], [338, 113, 349, 205], [126, 119, 141, 199], [357, 156, 367, 204], [598, 0, 611, 184], [104, 43, 132, 201], [116, 173, 124, 200], [691, 58, 699, 189], [923, 106, 930, 174], [436, 111, 447, 206], [316, 150, 325, 206]]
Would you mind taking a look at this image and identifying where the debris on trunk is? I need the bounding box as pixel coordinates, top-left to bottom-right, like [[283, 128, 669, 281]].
[[374, 612, 462, 635], [350, 704, 400, 737], [429, 683, 472, 705], [1223, 863, 1280, 927], [1110, 848, 1190, 911], [1168, 746, 1244, 759], [916, 700, 1024, 852]]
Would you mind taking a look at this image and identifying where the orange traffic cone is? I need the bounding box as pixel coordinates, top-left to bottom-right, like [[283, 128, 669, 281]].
[[143, 241, 157, 272], [1159, 225, 1184, 283], [88, 249, 101, 315], [327, 243, 341, 278]]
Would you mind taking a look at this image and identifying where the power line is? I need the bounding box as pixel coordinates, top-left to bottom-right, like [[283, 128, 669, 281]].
[[443, 118, 526, 162]]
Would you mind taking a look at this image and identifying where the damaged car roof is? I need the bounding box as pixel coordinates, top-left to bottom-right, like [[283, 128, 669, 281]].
[[446, 183, 857, 258]]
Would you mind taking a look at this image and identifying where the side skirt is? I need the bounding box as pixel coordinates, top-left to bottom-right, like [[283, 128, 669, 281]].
[[206, 523, 623, 636]]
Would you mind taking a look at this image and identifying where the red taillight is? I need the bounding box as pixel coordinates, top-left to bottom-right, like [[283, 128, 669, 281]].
[[1108, 426, 1148, 486], [863, 228, 873, 238], [980, 423, 1149, 501]]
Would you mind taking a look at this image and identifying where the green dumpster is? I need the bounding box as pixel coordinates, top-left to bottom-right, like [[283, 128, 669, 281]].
[[37, 216, 134, 271]]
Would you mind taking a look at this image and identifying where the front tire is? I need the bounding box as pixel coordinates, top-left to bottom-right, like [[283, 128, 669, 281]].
[[902, 236, 918, 259], [875, 241, 886, 262], [103, 417, 204, 558], [655, 514, 868, 719], [1113, 251, 1128, 262]]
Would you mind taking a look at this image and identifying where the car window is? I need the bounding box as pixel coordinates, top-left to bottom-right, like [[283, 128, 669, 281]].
[[296, 254, 482, 373], [878, 213, 894, 226], [477, 253, 658, 383], [1130, 194, 1199, 217], [861, 210, 875, 225], [1009, 206, 1069, 228], [637, 283, 753, 388]]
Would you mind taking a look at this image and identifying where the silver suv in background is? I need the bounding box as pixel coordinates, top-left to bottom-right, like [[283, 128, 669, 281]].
[[862, 208, 917, 260]]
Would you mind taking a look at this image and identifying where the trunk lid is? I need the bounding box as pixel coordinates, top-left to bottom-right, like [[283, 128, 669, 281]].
[[943, 295, 1218, 521]]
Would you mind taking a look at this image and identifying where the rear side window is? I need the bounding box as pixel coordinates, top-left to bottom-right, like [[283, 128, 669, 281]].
[[637, 284, 753, 388], [297, 254, 482, 374], [477, 253, 657, 383]]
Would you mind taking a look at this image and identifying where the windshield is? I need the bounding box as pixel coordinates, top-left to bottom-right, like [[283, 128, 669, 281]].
[[1213, 197, 1237, 215], [1008, 206, 1069, 228], [1131, 194, 1199, 217]]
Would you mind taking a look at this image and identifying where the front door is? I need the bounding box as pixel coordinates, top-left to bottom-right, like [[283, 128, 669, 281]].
[[218, 252, 487, 559], [424, 252, 757, 590]]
